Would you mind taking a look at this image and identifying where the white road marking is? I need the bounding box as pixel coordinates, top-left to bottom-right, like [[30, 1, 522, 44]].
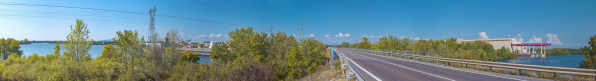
[[349, 50, 527, 81], [344, 51, 383, 81], [349, 51, 456, 81]]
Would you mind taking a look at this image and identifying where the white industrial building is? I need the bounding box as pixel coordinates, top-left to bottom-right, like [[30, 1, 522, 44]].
[[457, 38, 521, 50], [457, 38, 550, 57]]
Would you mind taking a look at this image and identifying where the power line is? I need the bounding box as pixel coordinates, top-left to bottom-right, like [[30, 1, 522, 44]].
[[103, 0, 298, 32], [105, 0, 180, 14], [0, 11, 286, 31], [0, 9, 147, 20], [0, 1, 260, 29], [189, 0, 292, 26], [0, 1, 296, 32], [0, 14, 268, 31], [0, 1, 147, 15]]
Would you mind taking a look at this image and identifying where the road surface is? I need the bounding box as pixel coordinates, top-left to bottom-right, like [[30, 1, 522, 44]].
[[338, 48, 550, 81]]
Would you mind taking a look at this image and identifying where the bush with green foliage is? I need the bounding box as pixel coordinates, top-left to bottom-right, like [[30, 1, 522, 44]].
[[580, 34, 596, 69], [0, 20, 331, 80]]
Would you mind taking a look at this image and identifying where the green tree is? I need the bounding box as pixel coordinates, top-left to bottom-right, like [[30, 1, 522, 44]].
[[228, 27, 254, 61], [182, 50, 200, 63], [358, 37, 371, 49], [210, 42, 232, 63], [350, 43, 359, 48], [54, 43, 60, 55], [0, 38, 23, 59], [286, 42, 302, 78], [248, 32, 269, 62], [580, 34, 596, 69], [60, 19, 94, 80], [341, 42, 350, 48], [98, 44, 116, 59], [112, 30, 145, 80]]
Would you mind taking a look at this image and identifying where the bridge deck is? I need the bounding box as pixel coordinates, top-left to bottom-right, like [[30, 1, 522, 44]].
[[178, 48, 211, 53], [338, 48, 550, 81]]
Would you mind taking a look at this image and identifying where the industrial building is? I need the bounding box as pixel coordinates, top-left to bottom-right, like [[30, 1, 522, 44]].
[[457, 38, 550, 57]]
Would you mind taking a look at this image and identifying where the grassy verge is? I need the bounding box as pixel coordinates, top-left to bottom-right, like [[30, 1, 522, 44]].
[[299, 60, 346, 81]]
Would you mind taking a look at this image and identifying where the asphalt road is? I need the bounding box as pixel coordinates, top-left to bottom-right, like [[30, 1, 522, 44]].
[[338, 48, 551, 81]]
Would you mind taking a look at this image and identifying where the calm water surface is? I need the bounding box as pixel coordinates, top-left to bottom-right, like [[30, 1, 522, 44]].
[[497, 55, 585, 68], [20, 43, 212, 64]]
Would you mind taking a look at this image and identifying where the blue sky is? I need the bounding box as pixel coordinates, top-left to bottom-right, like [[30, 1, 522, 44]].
[[0, 0, 595, 48]]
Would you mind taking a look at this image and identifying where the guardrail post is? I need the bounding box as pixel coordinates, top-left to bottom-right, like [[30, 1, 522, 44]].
[[552, 73, 557, 79], [518, 69, 522, 76], [426, 54, 430, 63], [489, 66, 492, 72]]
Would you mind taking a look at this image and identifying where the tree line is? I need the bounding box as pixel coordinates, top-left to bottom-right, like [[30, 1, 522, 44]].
[[541, 48, 583, 55], [0, 19, 328, 80], [0, 38, 23, 59], [344, 36, 516, 61]]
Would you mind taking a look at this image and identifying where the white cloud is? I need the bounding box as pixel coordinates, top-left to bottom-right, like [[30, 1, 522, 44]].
[[414, 37, 420, 40], [101, 28, 104, 30], [325, 34, 329, 37], [458, 38, 464, 41], [526, 35, 543, 43], [424, 38, 429, 40], [577, 43, 581, 45], [196, 34, 224, 38], [309, 34, 315, 37], [379, 36, 382, 38], [211, 34, 222, 37], [478, 32, 489, 39], [328, 37, 332, 39], [400, 36, 406, 39], [196, 35, 207, 38], [369, 36, 374, 38], [546, 33, 561, 45], [178, 32, 185, 35], [461, 35, 464, 37], [331, 32, 350, 37], [517, 34, 524, 42]]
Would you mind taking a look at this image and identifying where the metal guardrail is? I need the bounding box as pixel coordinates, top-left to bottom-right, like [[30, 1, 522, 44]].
[[334, 49, 366, 81], [353, 48, 596, 79]]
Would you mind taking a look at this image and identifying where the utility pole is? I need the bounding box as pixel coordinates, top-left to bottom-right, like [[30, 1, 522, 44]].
[[300, 18, 304, 40], [149, 7, 156, 43]]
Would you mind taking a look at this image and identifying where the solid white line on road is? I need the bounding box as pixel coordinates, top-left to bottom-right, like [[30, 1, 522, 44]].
[[344, 51, 383, 81], [349, 50, 527, 81], [349, 51, 456, 81]]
